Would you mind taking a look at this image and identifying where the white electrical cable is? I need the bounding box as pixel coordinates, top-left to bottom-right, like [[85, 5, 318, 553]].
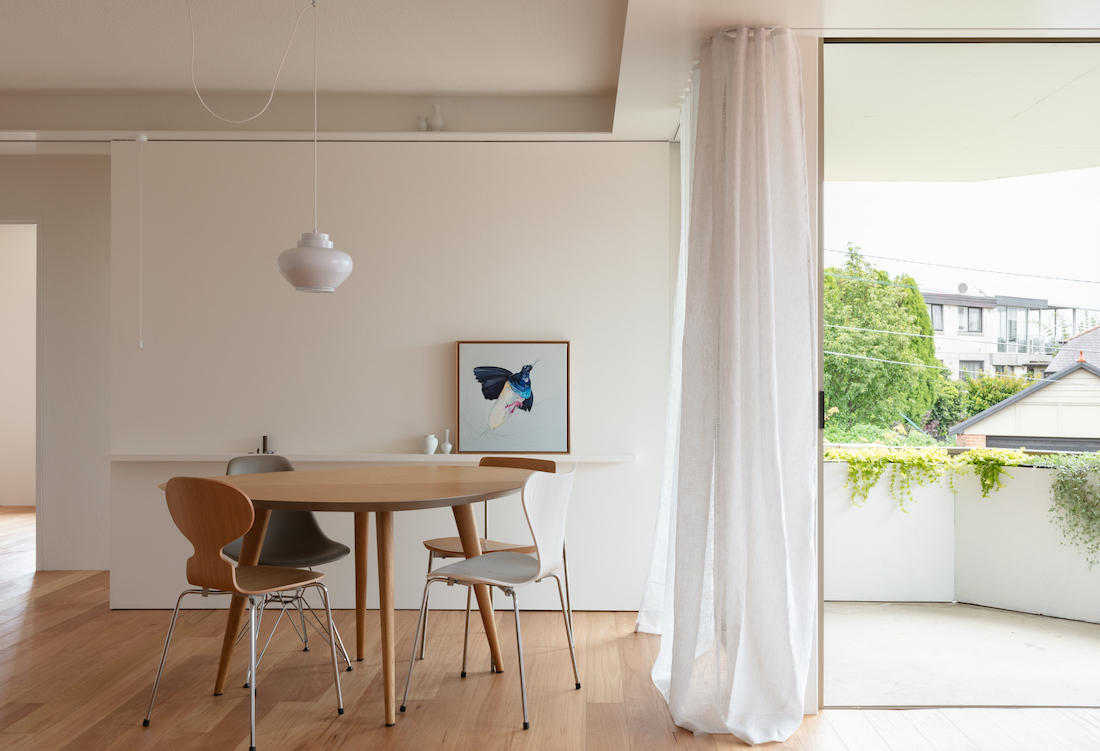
[[187, 0, 313, 124], [139, 139, 143, 349], [314, 0, 318, 232]]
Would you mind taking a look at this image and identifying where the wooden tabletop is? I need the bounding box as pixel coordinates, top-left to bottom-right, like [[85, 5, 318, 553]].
[[159, 464, 533, 512]]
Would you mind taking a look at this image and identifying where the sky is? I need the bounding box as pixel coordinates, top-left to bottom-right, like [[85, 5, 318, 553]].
[[824, 166, 1100, 314]]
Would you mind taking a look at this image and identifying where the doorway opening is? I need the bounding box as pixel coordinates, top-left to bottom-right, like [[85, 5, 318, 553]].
[[0, 222, 37, 575], [822, 40, 1100, 707]]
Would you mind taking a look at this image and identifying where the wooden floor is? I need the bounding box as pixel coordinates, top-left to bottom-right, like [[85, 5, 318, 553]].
[[3, 507, 1100, 750]]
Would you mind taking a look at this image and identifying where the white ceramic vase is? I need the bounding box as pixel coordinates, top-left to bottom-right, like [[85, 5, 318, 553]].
[[421, 434, 438, 455], [417, 116, 428, 132], [428, 104, 444, 132], [440, 429, 453, 455]]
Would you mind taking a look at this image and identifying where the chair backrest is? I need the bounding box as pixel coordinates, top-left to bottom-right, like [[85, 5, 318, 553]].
[[227, 454, 296, 475], [479, 456, 557, 473], [165, 476, 254, 593], [520, 464, 576, 581]]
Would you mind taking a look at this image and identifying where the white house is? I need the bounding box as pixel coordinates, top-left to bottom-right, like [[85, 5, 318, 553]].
[[949, 360, 1100, 450], [923, 292, 1098, 380]]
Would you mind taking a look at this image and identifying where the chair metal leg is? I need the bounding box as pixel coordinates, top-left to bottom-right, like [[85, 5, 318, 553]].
[[292, 589, 310, 651], [245, 599, 289, 688], [562, 540, 574, 639], [313, 583, 344, 715], [419, 551, 434, 659], [549, 573, 580, 689], [248, 596, 258, 751], [460, 585, 472, 678], [508, 588, 529, 729], [401, 580, 435, 713], [143, 588, 203, 727]]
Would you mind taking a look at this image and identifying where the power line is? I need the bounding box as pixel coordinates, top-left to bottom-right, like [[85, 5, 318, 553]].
[[825, 323, 1100, 356], [824, 350, 1041, 381], [826, 247, 1100, 286]]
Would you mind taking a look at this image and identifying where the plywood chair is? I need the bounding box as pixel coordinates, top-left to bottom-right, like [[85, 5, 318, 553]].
[[402, 465, 579, 730], [416, 457, 574, 671], [143, 477, 343, 751]]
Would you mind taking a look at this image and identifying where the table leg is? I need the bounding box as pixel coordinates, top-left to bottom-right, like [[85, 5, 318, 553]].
[[214, 508, 271, 695], [453, 503, 505, 673], [354, 512, 369, 661], [376, 510, 396, 725]]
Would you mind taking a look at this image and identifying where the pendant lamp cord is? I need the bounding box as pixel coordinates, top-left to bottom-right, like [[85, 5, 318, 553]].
[[187, 0, 313, 124], [314, 0, 318, 233], [138, 140, 143, 349]]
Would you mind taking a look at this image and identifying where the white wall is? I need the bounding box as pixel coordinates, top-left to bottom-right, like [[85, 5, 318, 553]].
[[0, 224, 37, 506], [955, 468, 1100, 624], [824, 462, 955, 602], [109, 140, 670, 610], [0, 156, 112, 567]]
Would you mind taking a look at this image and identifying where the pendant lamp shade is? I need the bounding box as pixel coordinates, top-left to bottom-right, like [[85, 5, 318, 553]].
[[278, 232, 353, 292]]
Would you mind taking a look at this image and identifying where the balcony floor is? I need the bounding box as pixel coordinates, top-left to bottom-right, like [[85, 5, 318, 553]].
[[826, 601, 1100, 706]]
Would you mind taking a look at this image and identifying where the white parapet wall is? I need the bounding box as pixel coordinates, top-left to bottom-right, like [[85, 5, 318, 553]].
[[827, 459, 1100, 624], [954, 467, 1100, 624], [824, 461, 956, 602]]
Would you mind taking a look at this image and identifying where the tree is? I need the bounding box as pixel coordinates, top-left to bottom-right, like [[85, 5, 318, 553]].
[[824, 245, 944, 427], [962, 374, 1034, 416]]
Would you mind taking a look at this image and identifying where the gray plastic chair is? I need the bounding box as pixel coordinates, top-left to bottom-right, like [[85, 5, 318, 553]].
[[222, 455, 352, 680]]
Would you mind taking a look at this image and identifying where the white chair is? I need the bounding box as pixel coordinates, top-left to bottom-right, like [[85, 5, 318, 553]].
[[400, 464, 579, 730]]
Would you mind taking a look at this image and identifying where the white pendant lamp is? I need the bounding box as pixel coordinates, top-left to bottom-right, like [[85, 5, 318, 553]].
[[279, 231, 352, 292], [278, 0, 352, 292], [188, 0, 352, 292]]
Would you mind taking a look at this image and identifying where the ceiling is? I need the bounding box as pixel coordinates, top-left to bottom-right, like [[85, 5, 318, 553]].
[[6, 1, 1100, 142], [0, 0, 628, 97], [826, 42, 1100, 181]]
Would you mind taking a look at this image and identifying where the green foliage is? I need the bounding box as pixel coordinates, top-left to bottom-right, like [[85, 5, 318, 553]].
[[824, 421, 938, 446], [1043, 452, 1100, 568], [825, 446, 1028, 509], [896, 273, 940, 418], [962, 374, 1035, 417], [824, 245, 945, 427], [825, 447, 950, 511], [923, 378, 966, 439], [953, 447, 1028, 497]]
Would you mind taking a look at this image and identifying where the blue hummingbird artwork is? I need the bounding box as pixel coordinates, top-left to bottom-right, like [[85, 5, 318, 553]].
[[473, 360, 538, 430]]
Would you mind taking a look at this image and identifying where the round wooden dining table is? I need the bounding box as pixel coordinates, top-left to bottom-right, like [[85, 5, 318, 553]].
[[183, 464, 534, 726]]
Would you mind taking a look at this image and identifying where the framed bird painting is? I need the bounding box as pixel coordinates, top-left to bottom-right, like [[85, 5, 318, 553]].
[[455, 341, 570, 454]]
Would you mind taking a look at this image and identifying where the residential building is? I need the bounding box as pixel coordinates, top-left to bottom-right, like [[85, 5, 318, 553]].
[[922, 292, 1098, 380], [1045, 325, 1100, 375], [949, 360, 1100, 451]]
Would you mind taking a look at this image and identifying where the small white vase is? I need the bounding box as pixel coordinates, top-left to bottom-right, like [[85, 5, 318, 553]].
[[428, 104, 444, 132], [421, 434, 438, 455], [440, 429, 453, 455], [417, 116, 428, 132]]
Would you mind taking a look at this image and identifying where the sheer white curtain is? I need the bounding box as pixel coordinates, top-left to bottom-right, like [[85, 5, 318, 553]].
[[636, 63, 698, 635], [637, 27, 817, 745]]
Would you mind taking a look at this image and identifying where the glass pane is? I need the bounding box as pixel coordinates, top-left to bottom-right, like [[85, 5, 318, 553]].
[[958, 306, 966, 331], [969, 307, 982, 332], [998, 307, 1007, 352]]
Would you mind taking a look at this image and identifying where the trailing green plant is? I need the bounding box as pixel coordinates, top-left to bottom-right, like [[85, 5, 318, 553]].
[[952, 447, 1028, 497], [1042, 452, 1100, 568], [824, 446, 1028, 509], [825, 446, 950, 511]]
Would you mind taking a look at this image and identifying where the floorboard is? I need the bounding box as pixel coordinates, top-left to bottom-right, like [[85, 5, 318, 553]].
[[3, 509, 1100, 750]]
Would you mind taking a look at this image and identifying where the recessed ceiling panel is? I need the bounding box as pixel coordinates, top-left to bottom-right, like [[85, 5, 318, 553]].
[[0, 0, 628, 97]]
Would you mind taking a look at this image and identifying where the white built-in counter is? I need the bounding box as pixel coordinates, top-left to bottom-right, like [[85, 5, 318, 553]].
[[108, 452, 643, 612]]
